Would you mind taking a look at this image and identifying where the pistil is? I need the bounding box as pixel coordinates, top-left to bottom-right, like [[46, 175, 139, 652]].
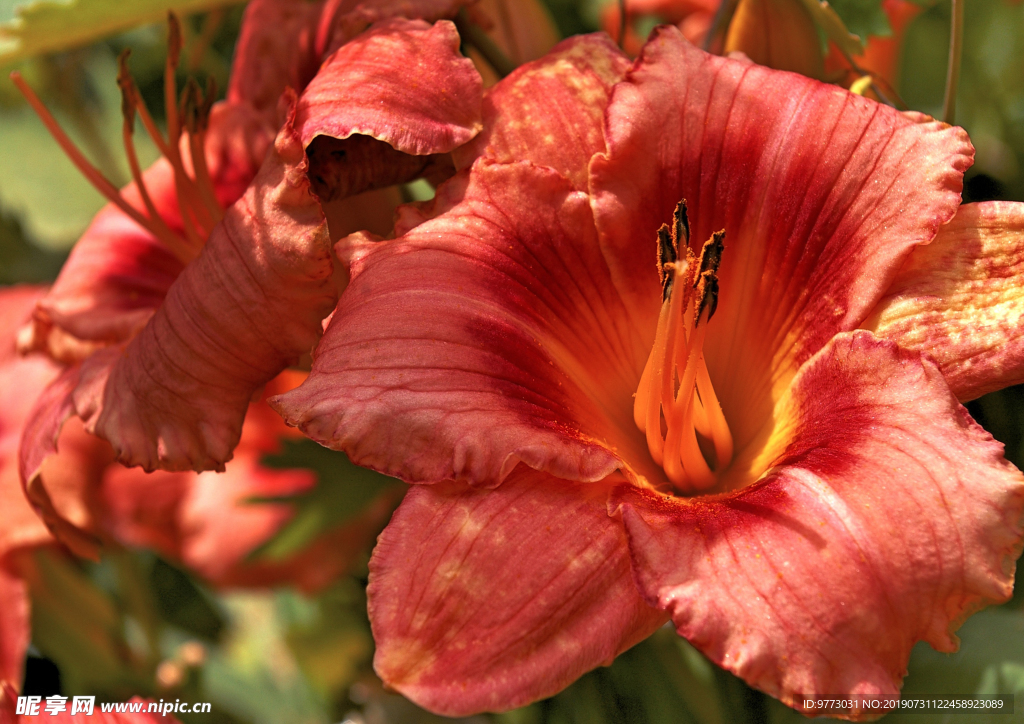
[[633, 201, 733, 494], [9, 13, 222, 266]]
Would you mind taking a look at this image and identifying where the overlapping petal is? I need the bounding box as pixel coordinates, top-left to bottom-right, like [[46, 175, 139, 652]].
[[864, 201, 1024, 401], [298, 18, 482, 205], [69, 115, 334, 472], [297, 18, 481, 154], [274, 160, 658, 486], [368, 466, 666, 715], [590, 27, 973, 449], [614, 331, 1024, 717], [452, 34, 630, 190]]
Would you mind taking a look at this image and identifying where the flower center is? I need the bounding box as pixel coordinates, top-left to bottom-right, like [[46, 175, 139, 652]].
[[632, 200, 734, 494], [10, 14, 221, 265]]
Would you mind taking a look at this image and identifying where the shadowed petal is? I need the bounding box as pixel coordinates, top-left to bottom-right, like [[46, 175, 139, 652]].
[[614, 331, 1024, 719], [274, 160, 658, 486], [452, 34, 630, 189], [864, 201, 1024, 401], [590, 27, 973, 450], [70, 109, 335, 472], [369, 467, 666, 715]]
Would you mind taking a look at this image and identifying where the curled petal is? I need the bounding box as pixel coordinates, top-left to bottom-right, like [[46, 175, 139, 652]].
[[274, 161, 657, 486], [452, 34, 630, 189], [296, 19, 482, 155], [864, 201, 1024, 401], [72, 111, 335, 472], [591, 27, 973, 449], [614, 331, 1024, 719], [369, 467, 666, 715]]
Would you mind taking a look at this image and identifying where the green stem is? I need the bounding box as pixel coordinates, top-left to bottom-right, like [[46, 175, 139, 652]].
[[942, 0, 964, 124]]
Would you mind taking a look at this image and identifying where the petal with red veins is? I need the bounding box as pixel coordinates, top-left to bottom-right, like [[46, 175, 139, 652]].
[[452, 34, 630, 189], [0, 569, 29, 688], [70, 111, 335, 472], [590, 27, 973, 450], [864, 201, 1024, 401], [273, 161, 658, 486], [613, 331, 1024, 719], [369, 467, 666, 716], [296, 18, 482, 156]]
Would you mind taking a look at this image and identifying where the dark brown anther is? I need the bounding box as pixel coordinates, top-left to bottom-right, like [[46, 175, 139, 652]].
[[167, 12, 183, 70], [181, 77, 203, 134], [657, 199, 689, 300], [116, 49, 136, 131], [696, 230, 725, 321]]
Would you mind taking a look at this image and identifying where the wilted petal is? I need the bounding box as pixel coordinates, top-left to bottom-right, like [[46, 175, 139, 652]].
[[452, 34, 630, 189], [591, 27, 973, 449], [71, 110, 335, 472], [369, 467, 666, 715], [614, 331, 1024, 718], [274, 161, 658, 486], [864, 201, 1024, 401]]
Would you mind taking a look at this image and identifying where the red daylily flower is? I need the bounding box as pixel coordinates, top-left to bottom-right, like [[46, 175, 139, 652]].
[[17, 0, 482, 476], [273, 30, 1024, 718]]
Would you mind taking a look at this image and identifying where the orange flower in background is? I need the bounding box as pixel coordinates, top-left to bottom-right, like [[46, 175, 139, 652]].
[[16, 0, 483, 478], [274, 29, 1024, 718]]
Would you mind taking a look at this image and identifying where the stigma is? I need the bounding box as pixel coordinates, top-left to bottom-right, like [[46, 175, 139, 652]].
[[9, 14, 220, 266], [633, 201, 734, 494]]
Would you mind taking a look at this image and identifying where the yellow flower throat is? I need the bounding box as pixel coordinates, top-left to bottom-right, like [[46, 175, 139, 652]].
[[633, 201, 734, 494]]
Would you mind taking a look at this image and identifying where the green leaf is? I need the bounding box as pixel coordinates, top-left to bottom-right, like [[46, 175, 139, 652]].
[[798, 0, 866, 56], [251, 439, 404, 562], [0, 0, 244, 64], [827, 0, 892, 42]]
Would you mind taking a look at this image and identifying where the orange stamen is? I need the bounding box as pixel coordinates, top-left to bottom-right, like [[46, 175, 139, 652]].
[[633, 201, 732, 494], [12, 14, 229, 268], [10, 71, 196, 265]]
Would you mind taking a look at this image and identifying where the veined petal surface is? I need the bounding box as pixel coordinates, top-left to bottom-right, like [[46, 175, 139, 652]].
[[274, 161, 658, 486], [865, 201, 1024, 401], [452, 34, 629, 189], [72, 114, 335, 472], [590, 27, 973, 449], [296, 18, 482, 155], [614, 331, 1024, 719], [369, 467, 666, 715]]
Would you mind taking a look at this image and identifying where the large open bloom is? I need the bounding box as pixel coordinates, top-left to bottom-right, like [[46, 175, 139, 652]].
[[17, 0, 482, 475], [273, 29, 1024, 719]]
